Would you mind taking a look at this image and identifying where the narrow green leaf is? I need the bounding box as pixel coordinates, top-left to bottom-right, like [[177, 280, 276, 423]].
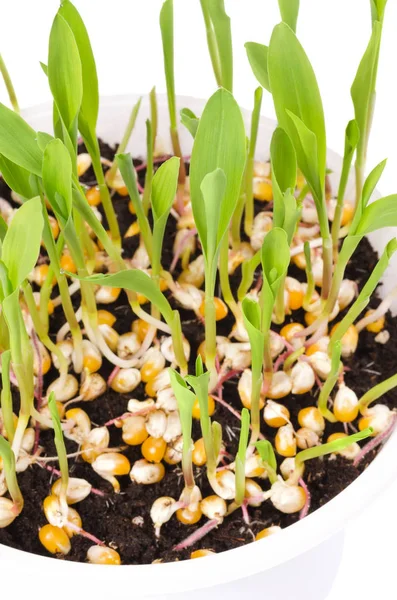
[[242, 297, 264, 378], [371, 0, 387, 23], [278, 0, 300, 32], [0, 350, 14, 442], [199, 168, 227, 263], [42, 139, 73, 224], [237, 250, 261, 301], [0, 216, 7, 243], [169, 369, 195, 487], [207, 0, 233, 92], [36, 131, 54, 152], [235, 408, 250, 505], [357, 195, 397, 235], [268, 23, 326, 196], [0, 155, 33, 199], [59, 0, 99, 135], [160, 0, 176, 129], [261, 227, 290, 331], [296, 428, 372, 466], [1, 197, 43, 289], [270, 127, 297, 228], [350, 158, 387, 234], [0, 104, 42, 175], [255, 440, 277, 473], [48, 13, 83, 134], [190, 88, 246, 255], [151, 156, 180, 222], [245, 42, 270, 92], [180, 108, 199, 138]]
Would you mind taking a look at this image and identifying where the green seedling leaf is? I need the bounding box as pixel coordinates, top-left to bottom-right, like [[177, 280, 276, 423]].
[[278, 0, 300, 32], [238, 249, 261, 301], [0, 350, 14, 442], [356, 195, 397, 235], [317, 341, 341, 422], [151, 156, 180, 274], [160, 0, 177, 129], [296, 428, 373, 467], [330, 239, 397, 349], [270, 127, 297, 229], [185, 368, 216, 469], [244, 86, 263, 236], [268, 23, 326, 204], [48, 13, 83, 135], [260, 227, 290, 331], [235, 408, 250, 505], [371, 0, 388, 23], [48, 391, 69, 486], [59, 0, 99, 137], [180, 108, 199, 138], [205, 0, 233, 92], [36, 131, 54, 152], [0, 216, 7, 244], [0, 155, 32, 199], [241, 297, 264, 433], [358, 372, 397, 411], [255, 439, 278, 484], [42, 138, 73, 224], [70, 269, 174, 325], [349, 158, 387, 235], [199, 168, 227, 264], [1, 197, 43, 289], [190, 88, 246, 258], [0, 104, 42, 175], [0, 434, 23, 510], [245, 42, 270, 92], [169, 369, 196, 489], [150, 86, 158, 151]]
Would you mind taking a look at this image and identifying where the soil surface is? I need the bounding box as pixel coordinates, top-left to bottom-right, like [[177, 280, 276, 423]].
[[0, 140, 396, 565]]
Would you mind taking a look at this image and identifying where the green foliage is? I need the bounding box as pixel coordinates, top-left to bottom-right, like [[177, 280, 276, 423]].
[[245, 43, 270, 92], [0, 104, 42, 175], [180, 108, 199, 138], [270, 127, 298, 235], [48, 391, 69, 488], [200, 0, 233, 91], [235, 408, 250, 505], [160, 0, 177, 129], [169, 369, 196, 487], [260, 227, 291, 332], [317, 341, 341, 422], [255, 440, 277, 483], [42, 139, 73, 225], [0, 350, 14, 442], [278, 0, 300, 32], [296, 428, 373, 466]]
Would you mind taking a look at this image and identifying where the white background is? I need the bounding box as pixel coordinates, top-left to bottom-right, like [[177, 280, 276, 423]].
[[1, 1, 397, 598]]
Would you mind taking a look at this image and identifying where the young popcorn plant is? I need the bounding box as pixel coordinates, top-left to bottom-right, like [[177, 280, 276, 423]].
[[0, 0, 396, 565]]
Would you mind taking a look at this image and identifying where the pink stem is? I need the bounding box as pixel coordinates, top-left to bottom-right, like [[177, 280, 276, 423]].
[[254, 274, 263, 293], [31, 330, 43, 454], [353, 414, 397, 467], [107, 365, 120, 386], [66, 522, 105, 546], [304, 319, 328, 348], [299, 477, 311, 520], [104, 405, 155, 427], [173, 518, 220, 551], [170, 228, 197, 272], [212, 369, 242, 393], [241, 501, 250, 525], [137, 181, 144, 194], [273, 351, 290, 372], [41, 464, 106, 497]]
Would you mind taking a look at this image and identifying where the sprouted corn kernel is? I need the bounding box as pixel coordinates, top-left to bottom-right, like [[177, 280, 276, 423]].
[[33, 291, 54, 316], [280, 457, 305, 482], [117, 332, 140, 360], [198, 297, 228, 321], [266, 371, 292, 400], [122, 416, 149, 446], [151, 496, 176, 536], [192, 438, 207, 466], [132, 318, 150, 342], [290, 362, 315, 394], [280, 322, 305, 342], [163, 437, 183, 465], [77, 153, 92, 177], [275, 423, 297, 457], [87, 545, 121, 565], [307, 351, 332, 380], [85, 186, 101, 206], [80, 372, 107, 402], [92, 452, 131, 493], [244, 479, 264, 507], [327, 433, 361, 459], [46, 374, 79, 402], [330, 324, 359, 358], [130, 459, 165, 485], [176, 505, 202, 525], [39, 524, 71, 555], [81, 340, 102, 373], [253, 177, 273, 201], [52, 477, 92, 504], [333, 385, 359, 423], [81, 426, 110, 463], [255, 526, 281, 541], [190, 549, 216, 559], [0, 497, 17, 528], [43, 495, 68, 528], [60, 253, 77, 274], [110, 368, 141, 394], [63, 506, 83, 538], [359, 404, 392, 435], [95, 286, 121, 304], [145, 410, 167, 439], [270, 481, 306, 514], [297, 406, 325, 434], [33, 342, 52, 376], [99, 324, 119, 352], [140, 349, 166, 382], [285, 277, 304, 311], [364, 310, 385, 333], [141, 436, 167, 463], [125, 222, 141, 238], [263, 400, 290, 428], [238, 369, 265, 410], [51, 340, 74, 371], [200, 495, 227, 520], [244, 454, 268, 479], [296, 427, 319, 449]]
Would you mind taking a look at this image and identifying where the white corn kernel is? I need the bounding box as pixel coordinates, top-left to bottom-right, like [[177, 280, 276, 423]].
[[145, 410, 167, 439], [130, 459, 165, 485], [46, 374, 79, 402], [163, 411, 182, 443], [150, 496, 176, 537], [110, 368, 141, 393], [270, 480, 306, 514], [308, 352, 332, 380], [52, 477, 92, 504], [160, 336, 190, 364], [80, 372, 107, 401], [117, 332, 140, 360], [290, 362, 315, 394], [200, 495, 227, 521]]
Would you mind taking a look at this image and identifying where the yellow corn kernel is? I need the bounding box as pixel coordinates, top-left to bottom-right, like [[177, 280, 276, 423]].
[[122, 416, 148, 446], [288, 289, 304, 311], [275, 424, 296, 457], [124, 222, 140, 238], [364, 310, 385, 333], [87, 545, 121, 565], [128, 200, 136, 214], [82, 351, 102, 374], [95, 285, 121, 304], [191, 549, 216, 559], [48, 216, 60, 240], [327, 432, 346, 443], [304, 312, 328, 332], [60, 253, 77, 275], [340, 202, 354, 226], [192, 438, 207, 466], [253, 178, 273, 202], [85, 186, 101, 207], [330, 323, 358, 357], [297, 406, 325, 434], [176, 506, 202, 525], [198, 297, 228, 321], [255, 526, 280, 541], [306, 343, 322, 356], [140, 351, 166, 383], [63, 507, 82, 538], [32, 264, 51, 287], [280, 322, 304, 342], [263, 401, 290, 428], [141, 436, 167, 463], [97, 310, 117, 327], [132, 318, 150, 342], [39, 524, 71, 555], [192, 396, 215, 420], [197, 340, 206, 362], [77, 153, 92, 177], [292, 252, 306, 270], [33, 292, 54, 316]]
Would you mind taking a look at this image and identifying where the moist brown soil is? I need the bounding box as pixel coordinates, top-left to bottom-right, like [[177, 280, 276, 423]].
[[0, 140, 395, 565]]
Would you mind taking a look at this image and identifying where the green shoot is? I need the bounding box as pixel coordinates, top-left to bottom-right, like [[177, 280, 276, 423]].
[[317, 341, 341, 423], [199, 0, 233, 92], [116, 153, 153, 259], [169, 369, 196, 500], [278, 0, 300, 32], [267, 23, 331, 298], [302, 242, 315, 311], [358, 373, 397, 413], [351, 1, 387, 210], [0, 103, 42, 175], [245, 42, 270, 92], [190, 88, 246, 323], [255, 440, 278, 484], [260, 227, 291, 376], [0, 350, 14, 443], [186, 357, 223, 495], [0, 436, 23, 513], [142, 119, 154, 216], [48, 391, 69, 523], [180, 108, 199, 138], [0, 54, 19, 113], [242, 298, 264, 443], [330, 239, 397, 352], [160, 0, 186, 191], [237, 249, 261, 302], [242, 86, 263, 239], [107, 97, 142, 184], [150, 86, 158, 152], [331, 120, 360, 254], [235, 408, 250, 505], [295, 427, 373, 470]]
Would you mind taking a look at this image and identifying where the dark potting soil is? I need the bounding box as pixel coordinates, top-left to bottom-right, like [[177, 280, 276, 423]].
[[0, 140, 395, 565]]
